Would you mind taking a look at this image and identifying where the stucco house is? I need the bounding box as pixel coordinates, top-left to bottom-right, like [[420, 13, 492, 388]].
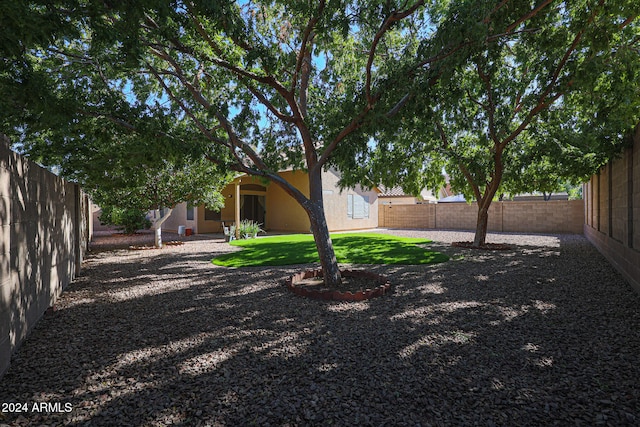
[[159, 168, 379, 234]]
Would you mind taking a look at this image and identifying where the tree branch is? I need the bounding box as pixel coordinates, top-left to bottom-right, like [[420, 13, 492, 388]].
[[245, 82, 297, 123], [475, 61, 499, 145], [314, 105, 374, 172], [146, 62, 230, 147], [386, 92, 413, 117], [504, 0, 554, 33], [148, 46, 215, 110], [172, 14, 293, 102], [434, 116, 483, 202], [298, 35, 314, 120], [292, 0, 325, 94], [483, 0, 511, 24], [315, 2, 426, 172], [366, 1, 425, 104], [205, 153, 311, 208], [497, 0, 605, 152], [77, 110, 138, 132]]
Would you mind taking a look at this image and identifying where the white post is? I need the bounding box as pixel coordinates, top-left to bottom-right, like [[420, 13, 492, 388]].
[[235, 181, 241, 239], [155, 227, 163, 248]]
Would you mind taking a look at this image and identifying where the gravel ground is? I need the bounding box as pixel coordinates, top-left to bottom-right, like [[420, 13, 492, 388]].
[[1, 229, 640, 426]]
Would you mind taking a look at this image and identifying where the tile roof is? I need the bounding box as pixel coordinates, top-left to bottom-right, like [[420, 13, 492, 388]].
[[378, 186, 413, 197]]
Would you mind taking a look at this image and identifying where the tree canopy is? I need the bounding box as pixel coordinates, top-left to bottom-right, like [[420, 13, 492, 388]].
[[2, 0, 436, 285], [3, 0, 638, 270], [335, 0, 640, 246]]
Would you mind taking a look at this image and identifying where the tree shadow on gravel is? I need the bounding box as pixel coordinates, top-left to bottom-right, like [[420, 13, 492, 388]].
[[1, 233, 640, 426]]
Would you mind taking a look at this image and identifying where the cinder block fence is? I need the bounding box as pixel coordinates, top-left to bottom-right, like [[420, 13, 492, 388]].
[[584, 125, 640, 293], [379, 199, 585, 234], [1, 136, 91, 377]]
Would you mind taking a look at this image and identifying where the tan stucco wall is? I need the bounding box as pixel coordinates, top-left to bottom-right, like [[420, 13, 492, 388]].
[[195, 184, 238, 234], [322, 169, 378, 231], [263, 171, 310, 232], [194, 173, 310, 233], [192, 169, 378, 233], [159, 202, 198, 233]]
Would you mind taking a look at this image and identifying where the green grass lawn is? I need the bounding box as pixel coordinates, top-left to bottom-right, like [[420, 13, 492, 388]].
[[212, 232, 449, 267]]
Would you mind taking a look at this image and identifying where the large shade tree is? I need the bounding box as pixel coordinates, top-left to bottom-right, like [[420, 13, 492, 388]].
[[4, 1, 610, 282], [337, 0, 640, 247], [2, 0, 435, 286]]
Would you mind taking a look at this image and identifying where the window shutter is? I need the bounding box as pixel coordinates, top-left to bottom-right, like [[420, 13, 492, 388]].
[[353, 195, 364, 219], [363, 196, 369, 218], [347, 194, 353, 219]]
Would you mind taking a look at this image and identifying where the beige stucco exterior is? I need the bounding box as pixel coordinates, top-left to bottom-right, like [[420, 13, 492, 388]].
[[161, 169, 378, 234], [157, 205, 198, 234], [322, 169, 378, 231], [264, 170, 310, 232]]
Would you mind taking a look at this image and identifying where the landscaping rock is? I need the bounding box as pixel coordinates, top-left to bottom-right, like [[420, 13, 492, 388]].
[[1, 230, 639, 426]]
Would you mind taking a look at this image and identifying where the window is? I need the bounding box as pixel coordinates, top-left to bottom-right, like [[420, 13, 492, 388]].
[[204, 208, 221, 221], [347, 194, 369, 219], [186, 204, 194, 220]]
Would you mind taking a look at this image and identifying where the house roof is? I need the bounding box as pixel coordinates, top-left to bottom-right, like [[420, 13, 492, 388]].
[[378, 186, 438, 201], [378, 186, 409, 197], [439, 194, 466, 202]]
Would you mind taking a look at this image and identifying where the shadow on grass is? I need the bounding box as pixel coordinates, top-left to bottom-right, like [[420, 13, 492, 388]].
[[212, 233, 450, 267]]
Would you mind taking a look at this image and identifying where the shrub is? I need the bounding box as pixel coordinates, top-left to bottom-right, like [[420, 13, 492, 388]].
[[99, 206, 151, 234], [237, 219, 263, 239]]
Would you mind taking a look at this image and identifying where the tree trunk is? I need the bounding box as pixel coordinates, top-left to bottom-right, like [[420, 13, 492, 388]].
[[152, 207, 173, 248], [472, 149, 504, 248], [308, 202, 342, 286], [473, 204, 489, 247], [306, 167, 342, 287], [251, 161, 342, 286]]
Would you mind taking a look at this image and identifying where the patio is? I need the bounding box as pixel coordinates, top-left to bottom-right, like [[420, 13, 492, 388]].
[[1, 230, 639, 426]]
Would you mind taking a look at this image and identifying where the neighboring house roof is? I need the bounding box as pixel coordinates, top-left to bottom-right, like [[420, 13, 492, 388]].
[[378, 186, 408, 197], [439, 194, 466, 202], [378, 185, 438, 202]]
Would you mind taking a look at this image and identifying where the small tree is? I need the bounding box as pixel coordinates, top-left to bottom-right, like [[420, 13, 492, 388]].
[[88, 156, 230, 248], [99, 206, 152, 235]]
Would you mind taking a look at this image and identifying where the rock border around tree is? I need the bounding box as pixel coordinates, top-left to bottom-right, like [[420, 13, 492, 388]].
[[285, 269, 392, 301]]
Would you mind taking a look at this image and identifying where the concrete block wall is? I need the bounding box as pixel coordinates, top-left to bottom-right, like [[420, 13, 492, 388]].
[[502, 200, 584, 234], [584, 125, 640, 294], [378, 203, 436, 229], [0, 137, 90, 378], [379, 199, 584, 234], [432, 202, 503, 231]]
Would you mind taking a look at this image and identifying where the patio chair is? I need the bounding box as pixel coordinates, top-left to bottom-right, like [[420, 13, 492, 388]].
[[222, 222, 235, 242]]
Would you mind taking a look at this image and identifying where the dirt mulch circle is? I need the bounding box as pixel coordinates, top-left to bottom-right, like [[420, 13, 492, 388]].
[[285, 269, 391, 301], [451, 241, 512, 250]]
